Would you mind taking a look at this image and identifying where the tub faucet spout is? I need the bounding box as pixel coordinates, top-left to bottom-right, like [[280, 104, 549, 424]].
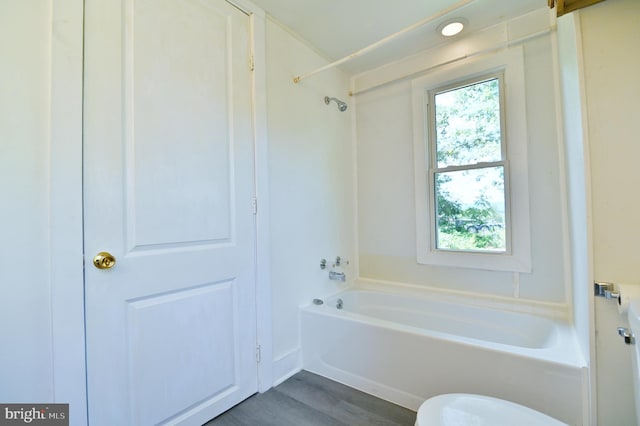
[[329, 271, 346, 282]]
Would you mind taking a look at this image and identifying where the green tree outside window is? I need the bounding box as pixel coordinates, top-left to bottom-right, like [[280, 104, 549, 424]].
[[431, 76, 507, 252]]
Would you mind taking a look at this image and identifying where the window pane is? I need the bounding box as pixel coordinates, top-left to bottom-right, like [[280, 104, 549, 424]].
[[434, 78, 502, 168], [435, 166, 506, 252]]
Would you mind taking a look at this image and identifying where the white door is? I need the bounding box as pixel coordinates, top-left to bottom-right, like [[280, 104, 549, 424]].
[[83, 1, 257, 424]]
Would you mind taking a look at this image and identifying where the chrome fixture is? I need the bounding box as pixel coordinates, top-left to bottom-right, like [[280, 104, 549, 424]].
[[329, 271, 346, 282], [323, 257, 350, 269], [594, 281, 620, 300], [618, 327, 635, 345], [336, 298, 343, 310], [313, 298, 324, 305], [333, 256, 349, 268], [324, 96, 348, 112]]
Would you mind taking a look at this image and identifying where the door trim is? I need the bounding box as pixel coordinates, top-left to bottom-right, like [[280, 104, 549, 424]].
[[242, 3, 274, 393], [49, 0, 87, 424]]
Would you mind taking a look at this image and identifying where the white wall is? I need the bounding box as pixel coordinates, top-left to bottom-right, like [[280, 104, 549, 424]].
[[0, 2, 55, 401], [579, 0, 640, 424], [265, 19, 355, 383], [354, 9, 570, 304], [581, 0, 640, 284]]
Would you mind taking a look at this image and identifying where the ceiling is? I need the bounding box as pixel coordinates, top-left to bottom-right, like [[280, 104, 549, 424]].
[[249, 0, 547, 74]]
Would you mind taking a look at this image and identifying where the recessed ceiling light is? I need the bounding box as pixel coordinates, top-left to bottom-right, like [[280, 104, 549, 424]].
[[438, 18, 467, 37]]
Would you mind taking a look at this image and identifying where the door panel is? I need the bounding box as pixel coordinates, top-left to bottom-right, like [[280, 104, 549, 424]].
[[84, 1, 257, 424], [128, 0, 234, 248], [127, 282, 236, 425]]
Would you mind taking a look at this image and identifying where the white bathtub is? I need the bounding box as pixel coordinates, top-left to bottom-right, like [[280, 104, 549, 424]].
[[301, 287, 586, 425]]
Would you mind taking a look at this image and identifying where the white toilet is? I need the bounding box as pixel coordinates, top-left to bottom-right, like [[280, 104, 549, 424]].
[[415, 393, 568, 425]]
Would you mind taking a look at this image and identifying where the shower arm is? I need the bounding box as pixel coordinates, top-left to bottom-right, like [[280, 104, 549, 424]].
[[324, 96, 348, 112]]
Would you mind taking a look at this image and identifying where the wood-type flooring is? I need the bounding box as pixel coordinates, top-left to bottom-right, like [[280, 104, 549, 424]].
[[205, 370, 417, 426]]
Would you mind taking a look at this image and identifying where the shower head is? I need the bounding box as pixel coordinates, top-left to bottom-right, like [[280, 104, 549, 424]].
[[324, 96, 348, 112]]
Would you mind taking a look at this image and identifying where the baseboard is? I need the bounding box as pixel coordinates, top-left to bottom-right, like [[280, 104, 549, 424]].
[[271, 347, 302, 387]]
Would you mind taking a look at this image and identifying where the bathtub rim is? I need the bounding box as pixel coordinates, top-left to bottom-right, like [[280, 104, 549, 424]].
[[320, 291, 561, 350], [353, 278, 573, 321], [303, 284, 586, 369]]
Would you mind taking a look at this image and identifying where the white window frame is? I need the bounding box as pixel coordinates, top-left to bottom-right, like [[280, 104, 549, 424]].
[[411, 46, 531, 272], [428, 72, 509, 254]]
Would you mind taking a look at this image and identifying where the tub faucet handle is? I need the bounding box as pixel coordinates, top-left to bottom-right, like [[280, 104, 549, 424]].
[[320, 259, 327, 270], [334, 256, 349, 267]]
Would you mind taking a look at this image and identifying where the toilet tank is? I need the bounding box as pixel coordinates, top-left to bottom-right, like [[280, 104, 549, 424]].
[[627, 299, 640, 424]]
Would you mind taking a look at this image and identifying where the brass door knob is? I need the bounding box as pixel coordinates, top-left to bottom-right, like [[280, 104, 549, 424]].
[[93, 252, 116, 269]]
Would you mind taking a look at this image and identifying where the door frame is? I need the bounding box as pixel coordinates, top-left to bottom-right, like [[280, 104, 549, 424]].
[[49, 1, 87, 424], [49, 1, 272, 424]]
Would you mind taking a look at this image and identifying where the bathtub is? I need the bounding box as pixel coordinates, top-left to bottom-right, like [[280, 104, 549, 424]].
[[301, 286, 586, 425]]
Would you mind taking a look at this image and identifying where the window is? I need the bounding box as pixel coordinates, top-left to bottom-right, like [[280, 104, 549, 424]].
[[431, 75, 507, 253], [412, 47, 531, 272]]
